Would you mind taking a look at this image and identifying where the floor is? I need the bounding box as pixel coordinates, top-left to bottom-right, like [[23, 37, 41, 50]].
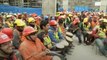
[[66, 35, 107, 60]]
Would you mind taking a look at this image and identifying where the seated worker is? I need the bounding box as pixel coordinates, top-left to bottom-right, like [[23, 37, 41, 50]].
[[0, 32, 23, 60], [48, 20, 70, 55], [95, 29, 107, 57], [38, 20, 65, 51], [19, 26, 62, 60], [13, 19, 25, 49], [48, 20, 69, 46], [37, 20, 53, 49]]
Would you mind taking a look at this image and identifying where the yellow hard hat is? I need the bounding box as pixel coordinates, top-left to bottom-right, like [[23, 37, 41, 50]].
[[73, 15, 78, 18], [69, 14, 73, 16], [103, 19, 107, 23], [14, 19, 26, 26], [28, 17, 35, 23], [56, 12, 60, 16], [83, 18, 88, 23]]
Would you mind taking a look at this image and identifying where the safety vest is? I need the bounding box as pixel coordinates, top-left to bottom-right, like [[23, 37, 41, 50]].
[[83, 22, 90, 31], [54, 31, 60, 42], [97, 28, 106, 39], [58, 27, 62, 33], [49, 29, 60, 43], [6, 21, 13, 28], [43, 35, 52, 48]]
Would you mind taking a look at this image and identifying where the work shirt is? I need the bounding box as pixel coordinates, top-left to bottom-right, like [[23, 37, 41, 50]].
[[19, 38, 52, 60]]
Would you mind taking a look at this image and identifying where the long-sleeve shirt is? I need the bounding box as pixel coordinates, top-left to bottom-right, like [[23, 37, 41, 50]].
[[19, 38, 52, 60], [48, 27, 64, 43]]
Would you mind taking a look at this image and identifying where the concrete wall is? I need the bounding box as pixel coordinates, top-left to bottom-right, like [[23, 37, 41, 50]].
[[62, 0, 68, 10], [100, 0, 107, 12], [42, 0, 57, 16]]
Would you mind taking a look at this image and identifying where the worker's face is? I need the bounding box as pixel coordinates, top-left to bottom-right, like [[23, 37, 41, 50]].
[[44, 24, 49, 32], [0, 41, 13, 54], [53, 24, 58, 31], [29, 32, 37, 41], [17, 26, 24, 32], [36, 19, 41, 25], [29, 22, 35, 27]]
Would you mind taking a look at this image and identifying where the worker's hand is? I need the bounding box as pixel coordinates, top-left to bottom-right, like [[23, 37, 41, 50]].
[[40, 49, 50, 56], [44, 49, 50, 54], [40, 51, 47, 56]]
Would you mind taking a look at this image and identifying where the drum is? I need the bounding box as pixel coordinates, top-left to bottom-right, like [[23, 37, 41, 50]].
[[66, 32, 73, 38], [60, 40, 69, 46], [55, 43, 64, 49], [65, 36, 73, 42]]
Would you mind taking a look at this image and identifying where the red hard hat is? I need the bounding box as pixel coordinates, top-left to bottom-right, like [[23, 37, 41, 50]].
[[1, 28, 13, 39], [73, 18, 80, 25], [49, 20, 57, 26], [0, 32, 11, 44], [23, 26, 38, 36]]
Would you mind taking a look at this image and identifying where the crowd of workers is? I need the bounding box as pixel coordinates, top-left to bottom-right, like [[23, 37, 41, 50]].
[[0, 10, 107, 60]]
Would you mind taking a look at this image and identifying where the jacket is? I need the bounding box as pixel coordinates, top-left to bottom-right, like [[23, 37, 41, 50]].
[[19, 37, 52, 60], [48, 26, 64, 43]]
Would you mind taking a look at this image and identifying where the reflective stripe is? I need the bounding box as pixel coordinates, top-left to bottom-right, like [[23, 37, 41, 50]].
[[54, 31, 60, 42], [44, 36, 52, 46]]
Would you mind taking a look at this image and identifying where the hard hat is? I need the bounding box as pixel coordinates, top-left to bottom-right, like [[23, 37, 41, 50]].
[[1, 28, 13, 39], [6, 15, 12, 18], [35, 16, 42, 21], [58, 16, 65, 20], [28, 17, 35, 23], [69, 14, 73, 16], [103, 19, 107, 23], [49, 20, 57, 26], [44, 16, 49, 19], [83, 18, 88, 23], [23, 26, 38, 36], [0, 32, 11, 44], [14, 19, 21, 24], [31, 13, 37, 17], [73, 18, 80, 25], [14, 19, 25, 26]]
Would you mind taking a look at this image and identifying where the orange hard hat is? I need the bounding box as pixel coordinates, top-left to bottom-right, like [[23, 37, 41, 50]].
[[23, 26, 38, 36], [1, 28, 13, 39], [49, 20, 57, 26], [0, 32, 11, 44], [31, 13, 37, 17]]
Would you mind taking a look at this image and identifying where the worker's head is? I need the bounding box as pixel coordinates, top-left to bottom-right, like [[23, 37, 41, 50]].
[[0, 32, 13, 54], [27, 17, 35, 27], [14, 19, 25, 32], [49, 20, 57, 25], [1, 28, 13, 39], [40, 20, 49, 32], [23, 26, 38, 42]]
